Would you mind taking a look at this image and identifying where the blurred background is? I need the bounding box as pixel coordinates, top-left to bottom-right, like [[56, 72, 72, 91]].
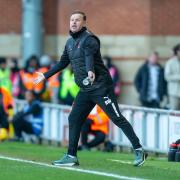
[[1, 0, 180, 105]]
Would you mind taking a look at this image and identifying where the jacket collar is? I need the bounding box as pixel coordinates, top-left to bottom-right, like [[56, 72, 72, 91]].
[[69, 27, 87, 39]]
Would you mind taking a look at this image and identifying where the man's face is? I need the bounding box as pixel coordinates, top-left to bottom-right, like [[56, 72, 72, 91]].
[[70, 13, 85, 33], [148, 53, 159, 65], [25, 91, 34, 103], [29, 59, 38, 68]]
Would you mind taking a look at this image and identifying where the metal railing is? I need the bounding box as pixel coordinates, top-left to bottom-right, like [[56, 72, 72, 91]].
[[14, 99, 180, 153], [113, 105, 180, 153]]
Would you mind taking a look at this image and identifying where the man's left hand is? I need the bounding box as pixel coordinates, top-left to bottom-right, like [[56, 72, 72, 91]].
[[88, 71, 95, 85]]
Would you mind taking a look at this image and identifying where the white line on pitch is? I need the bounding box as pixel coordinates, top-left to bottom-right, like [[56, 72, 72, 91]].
[[0, 155, 148, 180], [107, 159, 132, 164]]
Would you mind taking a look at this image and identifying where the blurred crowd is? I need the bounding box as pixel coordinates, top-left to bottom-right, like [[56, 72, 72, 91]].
[[134, 44, 180, 110], [0, 54, 120, 146], [0, 43, 180, 147]]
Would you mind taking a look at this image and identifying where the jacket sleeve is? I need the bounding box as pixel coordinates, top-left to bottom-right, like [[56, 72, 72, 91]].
[[134, 67, 142, 92], [23, 103, 42, 116], [84, 36, 99, 73], [165, 61, 180, 81], [44, 46, 70, 79]]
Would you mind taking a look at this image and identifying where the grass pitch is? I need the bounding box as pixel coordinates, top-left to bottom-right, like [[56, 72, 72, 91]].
[[0, 142, 180, 180]]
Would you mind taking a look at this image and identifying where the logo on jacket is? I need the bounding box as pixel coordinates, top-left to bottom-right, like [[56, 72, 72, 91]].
[[103, 96, 112, 105]]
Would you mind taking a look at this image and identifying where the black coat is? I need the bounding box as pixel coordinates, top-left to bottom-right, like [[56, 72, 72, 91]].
[[134, 62, 167, 102], [44, 27, 113, 92]]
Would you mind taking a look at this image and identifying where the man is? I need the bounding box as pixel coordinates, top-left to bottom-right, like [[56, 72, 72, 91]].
[[165, 44, 180, 110], [134, 52, 167, 108], [19, 55, 46, 99], [0, 90, 9, 141], [0, 87, 14, 141], [0, 57, 12, 93], [34, 11, 147, 167], [79, 105, 109, 150], [13, 90, 43, 140]]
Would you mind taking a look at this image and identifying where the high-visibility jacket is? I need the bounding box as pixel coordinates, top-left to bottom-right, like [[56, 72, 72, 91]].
[[48, 73, 60, 88], [0, 87, 14, 140], [0, 87, 13, 113], [39, 67, 60, 100], [39, 67, 60, 88], [88, 106, 109, 135], [19, 69, 45, 93], [0, 68, 12, 93], [59, 69, 79, 99], [39, 67, 48, 74]]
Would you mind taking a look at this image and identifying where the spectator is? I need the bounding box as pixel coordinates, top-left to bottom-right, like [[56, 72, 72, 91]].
[[0, 87, 14, 141], [12, 90, 43, 141], [19, 55, 46, 99], [0, 92, 9, 141], [10, 58, 21, 98], [165, 44, 180, 110], [103, 56, 121, 97], [79, 105, 109, 150], [0, 57, 14, 129], [58, 68, 79, 105], [134, 52, 167, 108], [0, 57, 12, 93]]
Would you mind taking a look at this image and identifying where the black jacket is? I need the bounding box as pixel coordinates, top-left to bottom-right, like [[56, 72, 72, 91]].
[[134, 62, 167, 102], [44, 27, 113, 92]]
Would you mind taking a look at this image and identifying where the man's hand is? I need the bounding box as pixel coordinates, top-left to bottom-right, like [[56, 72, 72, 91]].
[[34, 72, 45, 85], [88, 71, 95, 85]]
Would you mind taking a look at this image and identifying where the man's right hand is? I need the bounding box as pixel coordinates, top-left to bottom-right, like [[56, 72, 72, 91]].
[[34, 72, 45, 85]]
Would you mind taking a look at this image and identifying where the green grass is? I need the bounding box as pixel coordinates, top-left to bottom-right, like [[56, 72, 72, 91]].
[[0, 142, 180, 180]]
